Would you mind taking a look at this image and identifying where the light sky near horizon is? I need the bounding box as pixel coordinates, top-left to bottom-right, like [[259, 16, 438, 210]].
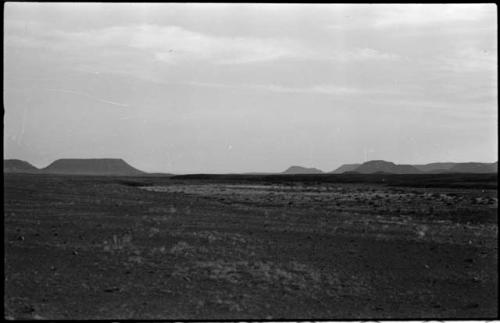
[[3, 3, 498, 173]]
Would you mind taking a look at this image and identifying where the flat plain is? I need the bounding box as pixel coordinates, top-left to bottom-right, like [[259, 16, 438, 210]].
[[4, 173, 498, 319]]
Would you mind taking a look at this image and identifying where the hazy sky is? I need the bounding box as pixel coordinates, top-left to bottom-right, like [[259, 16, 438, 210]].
[[4, 3, 498, 173]]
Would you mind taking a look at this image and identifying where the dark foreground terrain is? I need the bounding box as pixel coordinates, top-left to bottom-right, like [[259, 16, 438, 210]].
[[4, 173, 498, 319]]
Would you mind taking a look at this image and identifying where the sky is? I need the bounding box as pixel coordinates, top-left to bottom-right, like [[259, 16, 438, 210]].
[[3, 3, 498, 173]]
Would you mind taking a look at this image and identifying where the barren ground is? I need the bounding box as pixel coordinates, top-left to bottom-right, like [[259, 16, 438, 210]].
[[4, 173, 498, 319]]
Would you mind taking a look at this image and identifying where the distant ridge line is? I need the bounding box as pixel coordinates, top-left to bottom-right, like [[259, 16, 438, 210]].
[[4, 158, 498, 175], [4, 158, 146, 176], [330, 160, 497, 174]]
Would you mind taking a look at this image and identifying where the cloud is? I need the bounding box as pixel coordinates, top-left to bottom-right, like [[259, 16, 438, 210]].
[[262, 84, 364, 95], [45, 88, 130, 108], [146, 29, 399, 64], [4, 21, 298, 65], [5, 19, 401, 69], [181, 78, 496, 122], [436, 47, 497, 73], [128, 25, 298, 65], [328, 4, 493, 30], [109, 24, 400, 65], [373, 4, 492, 28], [183, 81, 385, 96], [330, 48, 400, 61]]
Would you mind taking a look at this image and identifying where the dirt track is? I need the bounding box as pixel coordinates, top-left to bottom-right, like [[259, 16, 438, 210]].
[[4, 174, 498, 319]]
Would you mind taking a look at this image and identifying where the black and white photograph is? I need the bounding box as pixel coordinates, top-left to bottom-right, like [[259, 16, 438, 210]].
[[3, 3, 498, 320]]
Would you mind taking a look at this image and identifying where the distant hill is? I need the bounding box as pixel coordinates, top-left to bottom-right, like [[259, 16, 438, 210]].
[[330, 164, 361, 174], [449, 162, 498, 174], [4, 159, 39, 173], [414, 162, 457, 172], [42, 158, 145, 176], [282, 166, 323, 174], [490, 162, 498, 172], [6, 158, 497, 176], [413, 162, 497, 174], [332, 160, 497, 174], [354, 160, 421, 174], [396, 164, 423, 174]]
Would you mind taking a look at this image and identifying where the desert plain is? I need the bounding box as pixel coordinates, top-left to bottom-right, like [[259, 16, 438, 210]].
[[3, 173, 498, 319]]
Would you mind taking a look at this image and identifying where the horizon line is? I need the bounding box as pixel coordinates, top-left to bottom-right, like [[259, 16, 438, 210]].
[[3, 157, 498, 174]]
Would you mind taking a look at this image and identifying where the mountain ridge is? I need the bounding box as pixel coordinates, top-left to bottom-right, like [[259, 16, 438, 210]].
[[4, 159, 40, 173], [5, 158, 498, 175], [332, 160, 498, 174], [353, 160, 422, 174], [42, 158, 144, 176], [330, 163, 361, 174]]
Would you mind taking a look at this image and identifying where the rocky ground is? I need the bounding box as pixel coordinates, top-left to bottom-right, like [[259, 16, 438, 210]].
[[4, 174, 498, 319]]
